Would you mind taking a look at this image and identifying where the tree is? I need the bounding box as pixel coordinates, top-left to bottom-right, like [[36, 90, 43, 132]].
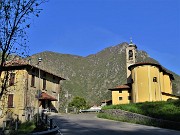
[[0, 0, 46, 99], [68, 96, 87, 110]]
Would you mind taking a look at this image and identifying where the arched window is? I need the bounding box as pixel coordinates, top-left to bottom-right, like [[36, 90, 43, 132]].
[[129, 50, 133, 60]]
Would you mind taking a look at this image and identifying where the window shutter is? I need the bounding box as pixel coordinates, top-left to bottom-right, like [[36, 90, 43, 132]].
[[43, 78, 46, 90], [8, 94, 13, 108], [9, 73, 15, 86], [43, 73, 46, 90], [31, 75, 35, 87]]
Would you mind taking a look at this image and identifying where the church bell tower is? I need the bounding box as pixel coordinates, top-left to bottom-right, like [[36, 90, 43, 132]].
[[126, 39, 137, 83]]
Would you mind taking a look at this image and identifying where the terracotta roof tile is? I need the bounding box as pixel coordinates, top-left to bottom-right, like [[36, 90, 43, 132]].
[[101, 99, 112, 103], [39, 92, 57, 101], [115, 84, 130, 89], [3, 59, 66, 80], [108, 84, 131, 91], [5, 59, 28, 66]]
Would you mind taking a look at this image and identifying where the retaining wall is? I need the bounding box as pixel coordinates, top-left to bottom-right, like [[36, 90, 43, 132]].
[[100, 109, 180, 130]]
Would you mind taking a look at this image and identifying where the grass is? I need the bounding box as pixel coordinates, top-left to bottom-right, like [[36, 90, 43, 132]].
[[8, 120, 48, 135], [8, 121, 36, 135], [17, 121, 36, 134], [97, 112, 166, 129], [98, 100, 180, 130], [101, 99, 180, 122]]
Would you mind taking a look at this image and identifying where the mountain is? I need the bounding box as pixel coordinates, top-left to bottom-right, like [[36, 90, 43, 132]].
[[27, 42, 180, 107]]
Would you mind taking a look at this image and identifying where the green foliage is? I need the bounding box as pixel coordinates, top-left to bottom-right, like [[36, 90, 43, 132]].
[[18, 121, 36, 134], [9, 121, 35, 135], [0, 0, 45, 60], [98, 113, 119, 121], [69, 96, 87, 109], [97, 113, 166, 129], [102, 99, 180, 122], [0, 0, 46, 100]]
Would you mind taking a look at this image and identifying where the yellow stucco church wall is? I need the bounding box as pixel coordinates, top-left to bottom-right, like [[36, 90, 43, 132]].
[[134, 66, 149, 102], [163, 74, 172, 94], [149, 66, 161, 101], [159, 72, 164, 92], [130, 64, 177, 103], [131, 65, 166, 103]]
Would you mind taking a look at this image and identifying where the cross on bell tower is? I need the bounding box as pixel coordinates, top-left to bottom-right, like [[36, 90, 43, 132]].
[[126, 38, 137, 83]]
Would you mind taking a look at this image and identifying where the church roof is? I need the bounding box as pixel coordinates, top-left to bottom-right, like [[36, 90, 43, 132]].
[[2, 59, 66, 80], [128, 62, 174, 80]]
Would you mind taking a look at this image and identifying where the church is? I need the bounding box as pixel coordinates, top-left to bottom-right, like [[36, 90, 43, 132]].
[[109, 41, 179, 105]]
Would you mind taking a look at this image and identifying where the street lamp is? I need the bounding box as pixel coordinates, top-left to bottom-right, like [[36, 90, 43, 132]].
[[38, 57, 42, 63], [37, 57, 42, 124]]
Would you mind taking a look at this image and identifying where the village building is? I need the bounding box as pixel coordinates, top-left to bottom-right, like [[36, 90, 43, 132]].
[[109, 41, 179, 105], [0, 59, 65, 125]]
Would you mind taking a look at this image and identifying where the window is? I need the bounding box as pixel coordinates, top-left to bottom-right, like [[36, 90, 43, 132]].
[[43, 78, 46, 90], [9, 73, 15, 86], [119, 90, 122, 93], [131, 79, 134, 83], [43, 73, 46, 90], [129, 50, 133, 60], [128, 90, 131, 93], [31, 75, 35, 87], [153, 77, 157, 82], [8, 94, 14, 108], [31, 69, 36, 87], [119, 97, 122, 100]]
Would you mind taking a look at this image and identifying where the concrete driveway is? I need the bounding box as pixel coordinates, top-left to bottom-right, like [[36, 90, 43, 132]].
[[50, 113, 180, 135]]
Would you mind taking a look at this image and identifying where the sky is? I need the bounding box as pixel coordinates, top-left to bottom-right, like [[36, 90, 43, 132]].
[[28, 0, 180, 75]]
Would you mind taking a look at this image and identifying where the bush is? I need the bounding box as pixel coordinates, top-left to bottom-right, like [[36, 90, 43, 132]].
[[68, 96, 88, 110], [9, 121, 36, 135]]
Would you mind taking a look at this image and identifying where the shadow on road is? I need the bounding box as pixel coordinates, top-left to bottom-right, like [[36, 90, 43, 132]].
[[51, 114, 180, 135]]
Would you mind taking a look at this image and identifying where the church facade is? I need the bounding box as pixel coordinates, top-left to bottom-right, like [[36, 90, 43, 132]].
[[109, 41, 179, 105]]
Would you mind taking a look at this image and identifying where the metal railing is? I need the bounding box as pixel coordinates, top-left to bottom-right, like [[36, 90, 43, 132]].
[[31, 113, 62, 135]]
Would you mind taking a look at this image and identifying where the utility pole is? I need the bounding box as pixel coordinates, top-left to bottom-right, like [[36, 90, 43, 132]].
[[37, 58, 42, 124], [65, 91, 71, 113]]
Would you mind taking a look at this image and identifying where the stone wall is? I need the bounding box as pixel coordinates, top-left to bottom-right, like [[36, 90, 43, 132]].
[[100, 109, 180, 130]]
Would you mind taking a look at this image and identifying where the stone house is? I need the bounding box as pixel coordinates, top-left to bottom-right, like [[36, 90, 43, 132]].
[[0, 60, 65, 125]]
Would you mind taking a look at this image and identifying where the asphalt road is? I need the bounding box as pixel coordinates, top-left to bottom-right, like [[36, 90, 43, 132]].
[[50, 113, 180, 135]]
